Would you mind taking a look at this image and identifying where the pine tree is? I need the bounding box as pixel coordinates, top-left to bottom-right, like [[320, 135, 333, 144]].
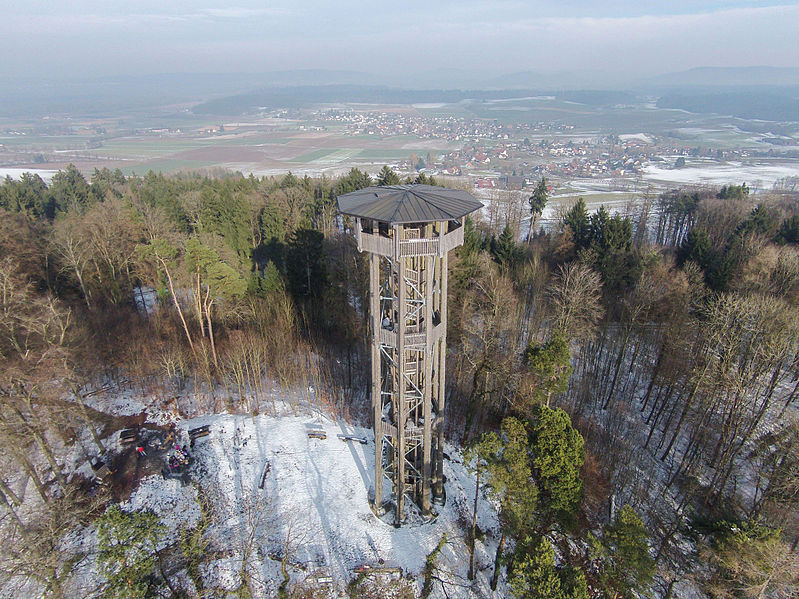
[[590, 505, 655, 599], [776, 215, 799, 244], [410, 172, 439, 186], [492, 224, 518, 269], [286, 228, 326, 298], [529, 405, 584, 519], [377, 165, 400, 186], [561, 566, 589, 599], [510, 538, 589, 599], [563, 198, 590, 249], [527, 177, 549, 241], [589, 206, 632, 254], [464, 432, 502, 580], [475, 417, 538, 590], [49, 164, 93, 213], [677, 228, 714, 269], [334, 168, 372, 195], [717, 183, 749, 200], [461, 216, 483, 256], [523, 332, 573, 408], [97, 506, 168, 599], [510, 538, 562, 599]]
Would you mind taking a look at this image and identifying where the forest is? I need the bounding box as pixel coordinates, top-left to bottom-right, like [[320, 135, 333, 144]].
[[0, 164, 797, 598]]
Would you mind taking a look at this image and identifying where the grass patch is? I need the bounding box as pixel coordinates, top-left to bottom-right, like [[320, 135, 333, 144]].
[[355, 149, 417, 160], [291, 148, 337, 162], [122, 159, 212, 175]]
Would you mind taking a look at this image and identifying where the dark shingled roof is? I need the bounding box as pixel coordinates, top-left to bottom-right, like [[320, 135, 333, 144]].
[[337, 184, 483, 224]]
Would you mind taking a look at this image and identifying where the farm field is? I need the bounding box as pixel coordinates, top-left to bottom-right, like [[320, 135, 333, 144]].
[[1, 98, 798, 190]]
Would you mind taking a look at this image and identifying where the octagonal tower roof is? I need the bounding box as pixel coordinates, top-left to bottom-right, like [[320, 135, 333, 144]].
[[337, 184, 483, 224]]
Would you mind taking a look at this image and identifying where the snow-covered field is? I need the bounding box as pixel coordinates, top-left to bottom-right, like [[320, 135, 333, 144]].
[[643, 161, 799, 187], [619, 133, 653, 144], [0, 167, 58, 182]]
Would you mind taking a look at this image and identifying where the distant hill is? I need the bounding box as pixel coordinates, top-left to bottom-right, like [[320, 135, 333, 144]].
[[0, 70, 379, 117], [253, 69, 381, 87], [485, 70, 634, 90], [4, 66, 799, 118], [0, 73, 265, 116], [650, 66, 799, 88], [190, 84, 642, 115], [555, 90, 638, 106], [656, 88, 799, 122], [191, 85, 550, 114]]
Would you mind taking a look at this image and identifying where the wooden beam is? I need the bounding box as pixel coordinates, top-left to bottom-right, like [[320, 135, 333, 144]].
[[370, 253, 383, 509], [433, 250, 448, 502], [421, 249, 434, 514], [395, 225, 406, 525]]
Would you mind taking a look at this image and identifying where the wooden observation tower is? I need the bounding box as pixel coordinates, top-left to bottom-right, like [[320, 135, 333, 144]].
[[337, 185, 482, 524]]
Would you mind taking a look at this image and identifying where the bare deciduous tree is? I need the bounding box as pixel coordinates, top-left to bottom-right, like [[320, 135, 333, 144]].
[[546, 261, 604, 342]]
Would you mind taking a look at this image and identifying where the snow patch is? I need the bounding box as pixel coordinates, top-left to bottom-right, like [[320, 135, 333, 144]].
[[643, 161, 799, 187]]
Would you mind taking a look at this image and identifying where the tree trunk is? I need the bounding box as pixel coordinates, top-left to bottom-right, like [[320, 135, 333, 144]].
[[13, 449, 48, 502], [490, 529, 506, 591], [778, 376, 799, 418], [660, 361, 710, 461], [74, 265, 92, 310], [0, 477, 22, 506], [158, 256, 195, 355], [645, 385, 673, 449], [195, 270, 205, 338], [71, 384, 105, 453], [30, 427, 67, 491], [468, 467, 480, 581], [11, 404, 67, 491], [603, 328, 630, 409], [0, 489, 24, 528], [641, 337, 666, 413], [527, 213, 536, 242], [203, 289, 219, 373]]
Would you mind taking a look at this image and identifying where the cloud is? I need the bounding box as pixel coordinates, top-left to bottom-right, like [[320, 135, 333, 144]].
[[0, 2, 796, 78], [198, 7, 293, 19], [0, 4, 298, 33]]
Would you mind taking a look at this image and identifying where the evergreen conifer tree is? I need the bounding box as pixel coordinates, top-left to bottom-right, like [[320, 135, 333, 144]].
[[377, 165, 400, 186], [590, 505, 655, 598], [529, 405, 585, 519], [97, 506, 168, 599]]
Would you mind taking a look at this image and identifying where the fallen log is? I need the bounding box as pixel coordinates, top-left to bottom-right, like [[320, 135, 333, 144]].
[[337, 434, 367, 444]]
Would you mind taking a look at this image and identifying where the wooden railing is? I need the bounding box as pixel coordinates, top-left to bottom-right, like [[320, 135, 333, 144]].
[[359, 226, 464, 258], [440, 226, 464, 254], [406, 332, 426, 346], [359, 232, 393, 256], [378, 325, 442, 348], [378, 328, 427, 347], [399, 238, 438, 257], [379, 420, 397, 439], [378, 328, 396, 346]]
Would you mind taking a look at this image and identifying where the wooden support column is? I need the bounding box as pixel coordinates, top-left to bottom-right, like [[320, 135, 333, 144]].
[[394, 226, 406, 526], [433, 250, 448, 503], [370, 253, 383, 510], [421, 247, 434, 514]]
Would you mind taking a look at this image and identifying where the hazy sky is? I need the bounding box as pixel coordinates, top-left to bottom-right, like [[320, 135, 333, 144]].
[[1, 1, 797, 80]]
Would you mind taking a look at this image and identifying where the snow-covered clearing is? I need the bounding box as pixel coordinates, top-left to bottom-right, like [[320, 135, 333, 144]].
[[57, 390, 504, 598]]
